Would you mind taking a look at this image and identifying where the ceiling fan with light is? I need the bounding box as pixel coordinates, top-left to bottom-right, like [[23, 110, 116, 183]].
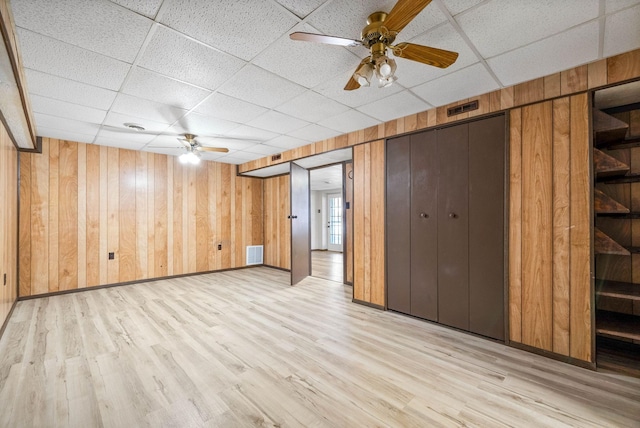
[[290, 0, 458, 90], [175, 133, 229, 165]]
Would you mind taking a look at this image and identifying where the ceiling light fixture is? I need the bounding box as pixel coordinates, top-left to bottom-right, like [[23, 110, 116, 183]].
[[352, 51, 397, 89], [179, 150, 201, 165]]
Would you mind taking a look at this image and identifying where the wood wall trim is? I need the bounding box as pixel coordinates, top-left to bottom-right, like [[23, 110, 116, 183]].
[[18, 139, 264, 297], [238, 48, 640, 175]]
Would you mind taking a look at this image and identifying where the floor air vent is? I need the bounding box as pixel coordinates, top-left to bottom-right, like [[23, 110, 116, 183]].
[[246, 245, 264, 265]]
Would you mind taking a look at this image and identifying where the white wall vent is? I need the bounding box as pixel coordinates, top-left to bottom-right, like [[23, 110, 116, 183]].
[[246, 245, 264, 265]]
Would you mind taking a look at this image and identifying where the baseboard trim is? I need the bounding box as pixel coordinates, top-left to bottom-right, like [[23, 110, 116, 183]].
[[262, 264, 291, 272], [508, 341, 596, 370], [18, 265, 262, 301], [352, 298, 385, 310], [0, 298, 18, 341]]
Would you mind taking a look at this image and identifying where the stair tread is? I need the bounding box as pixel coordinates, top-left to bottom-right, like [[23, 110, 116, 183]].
[[596, 280, 640, 300], [597, 311, 640, 341]]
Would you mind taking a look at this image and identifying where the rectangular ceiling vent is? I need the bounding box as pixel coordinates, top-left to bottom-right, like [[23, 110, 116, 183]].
[[271, 153, 282, 161], [246, 245, 264, 265], [447, 100, 479, 117]]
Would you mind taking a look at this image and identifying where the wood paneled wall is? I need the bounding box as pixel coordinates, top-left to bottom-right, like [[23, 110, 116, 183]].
[[353, 140, 385, 307], [1, 120, 18, 328], [509, 93, 592, 362], [263, 175, 290, 270], [19, 138, 263, 297]]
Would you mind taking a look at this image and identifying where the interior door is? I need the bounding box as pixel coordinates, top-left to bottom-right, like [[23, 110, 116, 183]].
[[290, 162, 311, 285], [327, 193, 343, 252]]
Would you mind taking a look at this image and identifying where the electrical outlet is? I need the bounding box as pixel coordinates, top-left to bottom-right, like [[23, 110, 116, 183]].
[[217, 244, 222, 250], [108, 252, 115, 260], [3, 273, 6, 285]]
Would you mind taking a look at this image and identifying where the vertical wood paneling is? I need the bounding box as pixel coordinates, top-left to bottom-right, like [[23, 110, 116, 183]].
[[19, 139, 264, 297], [569, 93, 592, 362], [85, 145, 100, 288], [510, 95, 593, 362], [263, 175, 290, 270], [521, 101, 553, 352], [353, 140, 385, 306], [107, 147, 119, 284], [19, 153, 31, 297], [1, 120, 18, 327], [48, 139, 59, 292], [119, 149, 136, 282], [509, 109, 523, 343], [552, 98, 571, 356]]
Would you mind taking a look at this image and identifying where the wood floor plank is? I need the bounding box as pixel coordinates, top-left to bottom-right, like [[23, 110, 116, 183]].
[[1, 267, 639, 427]]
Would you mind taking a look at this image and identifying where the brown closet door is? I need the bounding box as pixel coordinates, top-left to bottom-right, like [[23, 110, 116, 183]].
[[290, 162, 310, 285], [386, 136, 411, 314], [437, 124, 469, 331], [410, 131, 438, 321], [469, 115, 505, 340]]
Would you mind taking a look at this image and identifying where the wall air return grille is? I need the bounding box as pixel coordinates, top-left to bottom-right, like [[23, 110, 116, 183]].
[[246, 245, 264, 265]]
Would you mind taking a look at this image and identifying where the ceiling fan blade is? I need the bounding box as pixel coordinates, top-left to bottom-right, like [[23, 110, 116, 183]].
[[290, 32, 362, 47], [196, 147, 229, 153], [177, 138, 192, 149], [344, 72, 361, 91], [392, 42, 458, 68], [383, 0, 432, 34]]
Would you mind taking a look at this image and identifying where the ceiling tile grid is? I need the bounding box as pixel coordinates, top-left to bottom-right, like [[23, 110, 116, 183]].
[[8, 0, 640, 165]]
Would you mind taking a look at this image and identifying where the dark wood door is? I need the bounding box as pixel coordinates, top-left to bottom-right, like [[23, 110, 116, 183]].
[[437, 124, 470, 331], [290, 162, 310, 285], [410, 131, 439, 321], [386, 136, 411, 314], [469, 115, 506, 340]]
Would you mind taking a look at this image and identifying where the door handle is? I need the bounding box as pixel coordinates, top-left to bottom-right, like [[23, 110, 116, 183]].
[[288, 215, 297, 219], [419, 212, 429, 218], [449, 212, 458, 219]]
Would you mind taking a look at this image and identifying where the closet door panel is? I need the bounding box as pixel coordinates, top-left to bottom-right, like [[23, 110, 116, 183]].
[[437, 125, 469, 331], [386, 136, 411, 314], [410, 131, 438, 321], [469, 115, 506, 340]]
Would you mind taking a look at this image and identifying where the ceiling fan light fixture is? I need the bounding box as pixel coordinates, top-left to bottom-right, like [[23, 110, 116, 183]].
[[179, 151, 201, 165], [375, 55, 397, 82], [353, 61, 374, 87]]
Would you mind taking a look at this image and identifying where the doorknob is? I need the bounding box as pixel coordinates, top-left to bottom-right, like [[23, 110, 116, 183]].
[[419, 212, 429, 218], [449, 212, 458, 219], [287, 215, 298, 219]]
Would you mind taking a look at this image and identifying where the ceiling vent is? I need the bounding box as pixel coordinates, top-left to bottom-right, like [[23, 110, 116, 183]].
[[447, 100, 479, 117]]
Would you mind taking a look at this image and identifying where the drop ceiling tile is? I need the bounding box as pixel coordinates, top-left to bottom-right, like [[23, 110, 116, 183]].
[[169, 112, 240, 136], [488, 21, 599, 87], [25, 69, 117, 111], [199, 151, 230, 162], [288, 124, 343, 141], [254, 23, 362, 89], [37, 126, 96, 144], [110, 0, 163, 18], [111, 94, 188, 125], [201, 138, 258, 151], [266, 135, 312, 149], [194, 93, 268, 123], [103, 111, 172, 137], [34, 112, 101, 136], [604, 4, 640, 57], [605, 0, 640, 13], [398, 22, 479, 88], [357, 90, 431, 122], [456, 0, 599, 58], [30, 94, 107, 124], [441, 0, 486, 16], [122, 67, 211, 110], [242, 144, 285, 155], [308, 0, 447, 44], [96, 126, 160, 145], [159, 0, 298, 61], [217, 65, 307, 109], [225, 125, 279, 142], [145, 147, 184, 157], [317, 109, 380, 133], [314, 69, 404, 108], [220, 150, 259, 161], [16, 29, 130, 90], [214, 156, 246, 165], [247, 111, 310, 134], [411, 63, 499, 106], [138, 26, 246, 90], [274, 0, 326, 18], [12, 0, 151, 63], [275, 90, 351, 123], [93, 136, 148, 151]]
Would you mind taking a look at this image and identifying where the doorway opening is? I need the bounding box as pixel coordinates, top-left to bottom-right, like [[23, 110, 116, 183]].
[[310, 164, 344, 283]]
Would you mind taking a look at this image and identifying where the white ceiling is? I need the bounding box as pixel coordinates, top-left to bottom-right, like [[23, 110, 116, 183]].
[[10, 0, 640, 165]]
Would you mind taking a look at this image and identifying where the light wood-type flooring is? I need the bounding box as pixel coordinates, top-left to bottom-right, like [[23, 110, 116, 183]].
[[311, 250, 343, 283], [0, 267, 639, 427]]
